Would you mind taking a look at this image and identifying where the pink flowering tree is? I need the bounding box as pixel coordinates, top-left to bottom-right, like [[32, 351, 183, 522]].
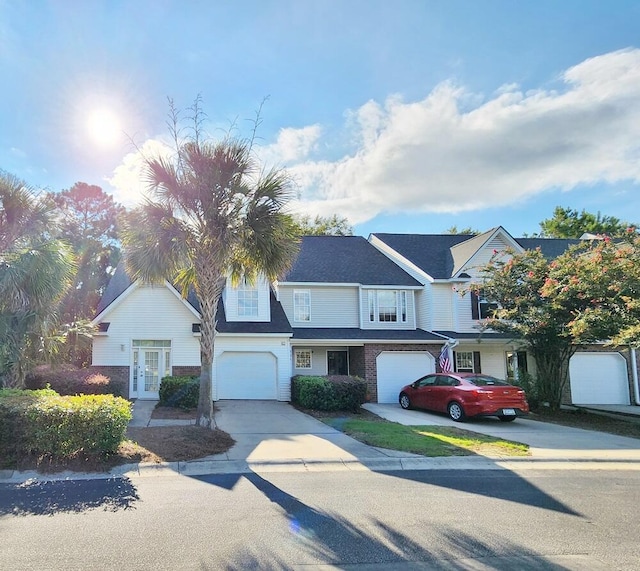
[[477, 232, 640, 409]]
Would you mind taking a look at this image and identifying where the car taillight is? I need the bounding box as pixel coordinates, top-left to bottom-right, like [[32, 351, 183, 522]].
[[473, 389, 492, 395]]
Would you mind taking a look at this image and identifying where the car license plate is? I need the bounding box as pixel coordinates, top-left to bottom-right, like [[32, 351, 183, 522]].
[[502, 408, 516, 415]]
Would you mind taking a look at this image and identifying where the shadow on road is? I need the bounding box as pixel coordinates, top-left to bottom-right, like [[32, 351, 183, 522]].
[[194, 471, 577, 570], [0, 477, 139, 516]]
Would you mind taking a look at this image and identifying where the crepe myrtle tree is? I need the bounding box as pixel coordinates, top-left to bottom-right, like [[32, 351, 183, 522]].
[[121, 102, 299, 428], [477, 232, 640, 409]]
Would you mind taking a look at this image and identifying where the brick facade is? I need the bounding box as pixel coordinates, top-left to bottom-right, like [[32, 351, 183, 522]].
[[362, 344, 443, 403], [172, 366, 201, 377]]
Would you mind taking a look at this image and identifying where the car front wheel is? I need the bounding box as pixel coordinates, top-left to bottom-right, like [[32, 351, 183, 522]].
[[447, 401, 466, 422], [399, 393, 411, 410]]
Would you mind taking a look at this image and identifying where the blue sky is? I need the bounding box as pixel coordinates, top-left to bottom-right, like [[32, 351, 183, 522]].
[[2, 0, 640, 237]]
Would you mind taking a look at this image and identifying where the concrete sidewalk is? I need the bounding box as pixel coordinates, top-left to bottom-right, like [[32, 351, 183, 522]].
[[2, 400, 640, 483]]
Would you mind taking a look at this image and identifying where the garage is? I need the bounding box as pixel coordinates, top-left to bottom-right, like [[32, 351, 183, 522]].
[[376, 351, 435, 404], [216, 351, 277, 399], [569, 352, 630, 405]]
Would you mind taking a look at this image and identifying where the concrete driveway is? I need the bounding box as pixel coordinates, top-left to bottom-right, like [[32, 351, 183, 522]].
[[364, 403, 640, 460], [211, 400, 413, 467]]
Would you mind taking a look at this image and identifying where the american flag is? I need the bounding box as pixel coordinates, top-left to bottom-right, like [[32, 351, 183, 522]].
[[439, 345, 451, 372]]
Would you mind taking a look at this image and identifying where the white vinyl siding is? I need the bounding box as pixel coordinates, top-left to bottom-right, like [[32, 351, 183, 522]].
[[430, 284, 455, 331], [280, 285, 359, 328], [92, 284, 200, 369], [456, 235, 515, 279], [212, 335, 292, 401], [224, 275, 271, 322]]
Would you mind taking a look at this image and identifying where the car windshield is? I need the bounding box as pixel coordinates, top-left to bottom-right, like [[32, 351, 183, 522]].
[[465, 375, 511, 386]]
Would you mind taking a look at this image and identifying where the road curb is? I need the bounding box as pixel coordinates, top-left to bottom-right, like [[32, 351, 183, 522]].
[[3, 454, 640, 483]]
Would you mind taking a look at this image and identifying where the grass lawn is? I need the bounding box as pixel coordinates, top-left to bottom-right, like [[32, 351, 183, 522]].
[[324, 417, 529, 457], [529, 408, 640, 439]]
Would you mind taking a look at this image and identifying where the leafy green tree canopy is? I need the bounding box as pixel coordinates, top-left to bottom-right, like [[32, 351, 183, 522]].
[[444, 225, 480, 235], [0, 171, 75, 387], [539, 206, 637, 238], [293, 214, 353, 236]]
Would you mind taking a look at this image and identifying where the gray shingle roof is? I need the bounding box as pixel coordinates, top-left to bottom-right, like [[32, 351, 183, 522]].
[[292, 328, 446, 342], [282, 236, 421, 286], [373, 233, 579, 279]]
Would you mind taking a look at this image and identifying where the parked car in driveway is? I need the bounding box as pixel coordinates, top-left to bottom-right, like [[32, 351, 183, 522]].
[[398, 372, 529, 422]]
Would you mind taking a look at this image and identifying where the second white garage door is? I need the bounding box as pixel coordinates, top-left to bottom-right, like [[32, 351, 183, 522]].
[[569, 352, 630, 405], [217, 351, 277, 399], [376, 351, 435, 404]]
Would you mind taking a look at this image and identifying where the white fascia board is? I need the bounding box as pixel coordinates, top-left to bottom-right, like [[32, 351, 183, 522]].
[[91, 282, 139, 324], [214, 332, 293, 338], [291, 338, 443, 345], [165, 280, 202, 318], [279, 281, 361, 287], [360, 284, 423, 290], [368, 234, 434, 284]]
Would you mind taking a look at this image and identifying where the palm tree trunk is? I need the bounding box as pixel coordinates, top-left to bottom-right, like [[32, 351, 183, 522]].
[[195, 267, 226, 428]]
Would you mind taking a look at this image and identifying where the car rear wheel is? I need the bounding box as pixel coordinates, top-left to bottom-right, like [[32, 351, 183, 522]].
[[447, 401, 466, 422], [498, 415, 517, 422], [399, 393, 411, 410]]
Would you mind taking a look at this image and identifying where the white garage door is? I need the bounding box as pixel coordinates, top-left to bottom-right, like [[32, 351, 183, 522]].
[[217, 352, 277, 399], [569, 352, 630, 405], [376, 351, 435, 404]]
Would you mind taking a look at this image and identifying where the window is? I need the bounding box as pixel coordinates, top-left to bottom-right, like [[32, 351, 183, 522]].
[[294, 290, 311, 322], [295, 349, 312, 369], [506, 351, 528, 381], [368, 290, 408, 323], [238, 283, 259, 317], [455, 351, 475, 373], [471, 289, 499, 320]]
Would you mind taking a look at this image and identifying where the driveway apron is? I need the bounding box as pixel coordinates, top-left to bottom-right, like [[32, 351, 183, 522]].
[[212, 400, 403, 463]]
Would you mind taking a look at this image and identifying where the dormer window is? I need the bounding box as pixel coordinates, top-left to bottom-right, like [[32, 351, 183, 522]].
[[368, 290, 407, 323], [237, 279, 258, 317]]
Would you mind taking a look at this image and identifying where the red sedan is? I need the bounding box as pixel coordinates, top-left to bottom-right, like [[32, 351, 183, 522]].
[[398, 372, 529, 422]]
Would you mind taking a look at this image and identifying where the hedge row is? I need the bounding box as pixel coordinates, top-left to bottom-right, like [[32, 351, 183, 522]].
[[159, 376, 199, 409], [25, 364, 126, 397], [0, 389, 132, 462], [291, 375, 367, 412]]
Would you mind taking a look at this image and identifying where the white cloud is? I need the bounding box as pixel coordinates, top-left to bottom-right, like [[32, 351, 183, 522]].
[[287, 48, 640, 223], [108, 49, 640, 223], [106, 139, 173, 208], [258, 124, 322, 165]]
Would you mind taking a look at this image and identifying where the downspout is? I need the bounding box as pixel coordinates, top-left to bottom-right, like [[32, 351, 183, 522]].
[[631, 346, 640, 405]]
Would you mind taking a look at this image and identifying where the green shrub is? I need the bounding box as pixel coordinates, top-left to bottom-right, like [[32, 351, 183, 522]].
[[514, 371, 541, 411], [25, 394, 132, 456], [291, 375, 367, 412], [0, 389, 58, 466], [25, 364, 116, 396], [159, 376, 199, 409], [0, 390, 131, 460]]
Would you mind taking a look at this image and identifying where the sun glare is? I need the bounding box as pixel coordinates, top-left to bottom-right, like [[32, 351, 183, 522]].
[[86, 108, 122, 148]]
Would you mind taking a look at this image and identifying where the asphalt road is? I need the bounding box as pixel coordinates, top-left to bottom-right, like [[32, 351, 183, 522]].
[[1, 468, 637, 570]]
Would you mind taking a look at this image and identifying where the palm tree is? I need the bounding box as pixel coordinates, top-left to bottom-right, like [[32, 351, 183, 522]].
[[122, 135, 299, 427], [0, 171, 75, 387]]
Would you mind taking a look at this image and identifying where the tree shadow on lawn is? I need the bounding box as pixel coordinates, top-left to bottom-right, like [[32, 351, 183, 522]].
[[0, 477, 139, 516]]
